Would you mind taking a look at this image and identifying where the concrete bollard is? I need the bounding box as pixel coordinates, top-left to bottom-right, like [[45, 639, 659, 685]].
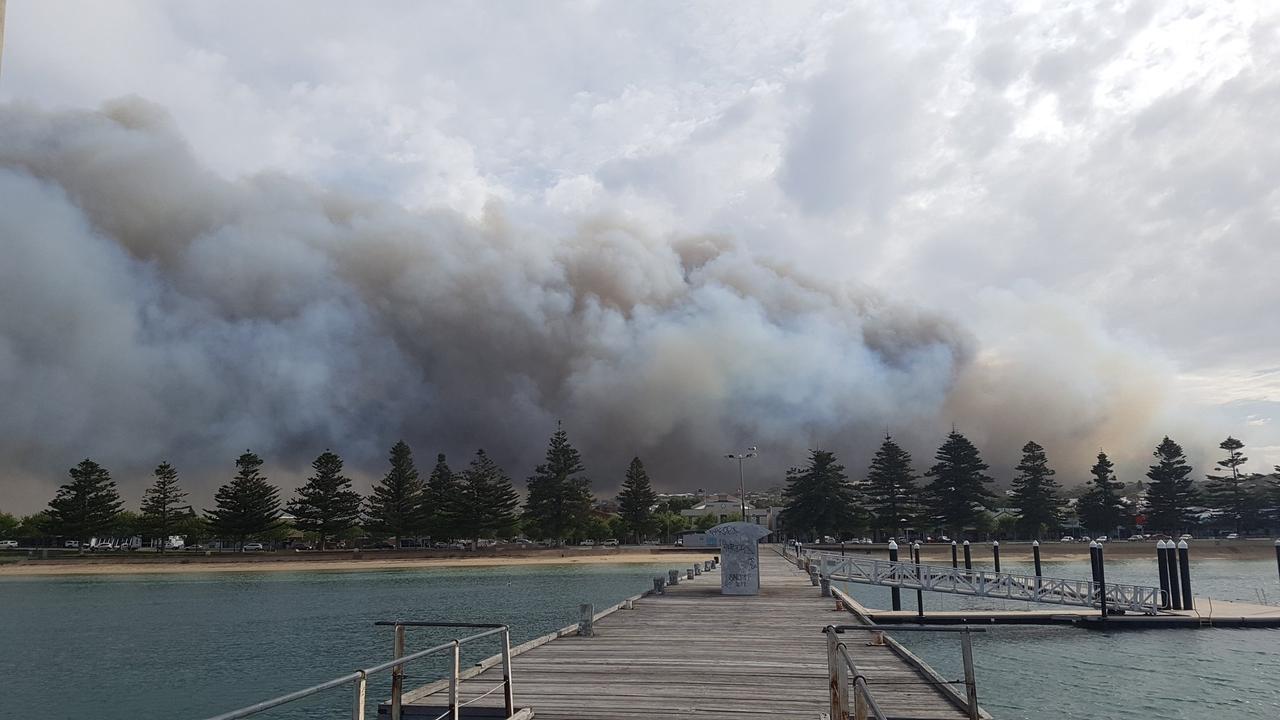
[[624, 599, 634, 610], [714, 555, 720, 564], [1177, 540, 1193, 610], [693, 564, 701, 575], [820, 576, 832, 597], [809, 569, 819, 586], [704, 560, 711, 571], [687, 568, 694, 580], [653, 577, 665, 594], [668, 569, 680, 585], [578, 603, 595, 637], [992, 540, 1001, 573]]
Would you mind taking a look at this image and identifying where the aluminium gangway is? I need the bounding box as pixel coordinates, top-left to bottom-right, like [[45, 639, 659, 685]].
[[806, 549, 1165, 614]]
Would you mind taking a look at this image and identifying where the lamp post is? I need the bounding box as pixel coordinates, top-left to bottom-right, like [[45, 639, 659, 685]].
[[724, 446, 758, 524]]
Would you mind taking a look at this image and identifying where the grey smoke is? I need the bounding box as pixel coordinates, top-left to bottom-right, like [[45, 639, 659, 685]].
[[0, 98, 1177, 512]]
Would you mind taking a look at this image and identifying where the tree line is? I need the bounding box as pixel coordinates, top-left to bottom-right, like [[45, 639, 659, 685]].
[[780, 431, 1280, 541], [4, 425, 667, 549]]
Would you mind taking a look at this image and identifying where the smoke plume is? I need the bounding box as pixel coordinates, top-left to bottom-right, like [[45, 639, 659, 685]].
[[0, 98, 1178, 511]]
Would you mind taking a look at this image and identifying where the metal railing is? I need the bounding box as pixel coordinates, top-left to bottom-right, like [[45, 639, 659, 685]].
[[810, 550, 1163, 614], [197, 622, 514, 720], [824, 624, 982, 720]]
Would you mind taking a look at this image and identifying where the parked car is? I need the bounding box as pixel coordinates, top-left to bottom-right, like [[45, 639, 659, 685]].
[[1179, 534, 1193, 540], [602, 538, 619, 547], [578, 539, 596, 546], [242, 542, 265, 551], [1225, 533, 1239, 540], [1059, 536, 1074, 543], [64, 540, 81, 548], [0, 540, 18, 549], [1096, 535, 1109, 543], [1127, 535, 1145, 541], [92, 542, 115, 551]]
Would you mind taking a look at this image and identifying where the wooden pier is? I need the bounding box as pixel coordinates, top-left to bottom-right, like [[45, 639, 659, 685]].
[[859, 599, 1280, 628], [389, 550, 983, 719]]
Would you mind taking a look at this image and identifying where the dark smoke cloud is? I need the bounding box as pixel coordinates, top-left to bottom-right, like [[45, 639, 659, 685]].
[[0, 98, 1174, 512]]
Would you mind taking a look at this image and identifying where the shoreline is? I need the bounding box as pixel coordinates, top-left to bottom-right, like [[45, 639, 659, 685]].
[[0, 549, 717, 577]]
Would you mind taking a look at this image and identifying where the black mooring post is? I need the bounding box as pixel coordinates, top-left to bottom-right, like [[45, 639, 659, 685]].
[[1156, 540, 1171, 609], [951, 540, 958, 569], [913, 542, 924, 618], [1096, 542, 1108, 619], [992, 541, 1001, 573], [1275, 539, 1280, 584], [1177, 540, 1193, 610], [889, 540, 902, 611], [1032, 540, 1042, 577], [841, 541, 845, 556], [1088, 541, 1100, 605], [1165, 541, 1182, 611], [963, 540, 972, 571]]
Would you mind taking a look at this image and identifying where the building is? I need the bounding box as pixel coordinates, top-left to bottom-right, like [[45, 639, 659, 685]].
[[680, 494, 784, 531]]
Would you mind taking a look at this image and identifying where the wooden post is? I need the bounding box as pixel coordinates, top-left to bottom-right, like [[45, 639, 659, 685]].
[[1165, 541, 1182, 610], [810, 568, 820, 586], [687, 568, 695, 580], [826, 630, 849, 720], [1096, 542, 1108, 619], [668, 569, 679, 585], [578, 603, 595, 636], [653, 577, 665, 594], [960, 629, 979, 720], [992, 541, 1000, 573], [1156, 540, 1171, 608], [449, 641, 461, 720], [390, 624, 405, 720], [1177, 540, 1193, 610], [888, 540, 901, 611], [694, 564, 701, 575], [624, 598, 634, 610]]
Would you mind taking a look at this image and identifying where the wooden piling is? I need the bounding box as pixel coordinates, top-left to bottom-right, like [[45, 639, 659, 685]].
[[668, 569, 679, 586], [578, 603, 595, 637]]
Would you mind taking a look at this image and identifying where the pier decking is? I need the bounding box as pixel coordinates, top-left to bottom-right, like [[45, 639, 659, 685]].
[[860, 598, 1280, 628], [390, 550, 980, 719]]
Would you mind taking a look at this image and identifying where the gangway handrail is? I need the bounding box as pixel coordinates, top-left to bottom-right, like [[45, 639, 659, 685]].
[[196, 622, 514, 720], [808, 549, 1163, 614]]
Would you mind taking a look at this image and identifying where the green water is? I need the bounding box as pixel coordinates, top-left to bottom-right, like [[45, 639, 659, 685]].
[[838, 557, 1280, 719], [0, 563, 676, 720]]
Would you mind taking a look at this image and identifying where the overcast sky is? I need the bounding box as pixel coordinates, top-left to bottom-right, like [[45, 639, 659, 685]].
[[1, 1, 1278, 512]]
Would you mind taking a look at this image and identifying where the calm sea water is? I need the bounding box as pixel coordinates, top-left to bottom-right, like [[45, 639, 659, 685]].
[[837, 556, 1280, 720], [0, 562, 677, 720], [2, 556, 1277, 720]]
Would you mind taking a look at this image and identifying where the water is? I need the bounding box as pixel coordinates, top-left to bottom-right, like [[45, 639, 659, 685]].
[[0, 563, 675, 720], [837, 557, 1280, 720]]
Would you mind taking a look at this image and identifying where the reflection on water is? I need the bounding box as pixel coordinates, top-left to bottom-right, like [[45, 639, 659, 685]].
[[0, 563, 675, 720], [839, 557, 1280, 720]]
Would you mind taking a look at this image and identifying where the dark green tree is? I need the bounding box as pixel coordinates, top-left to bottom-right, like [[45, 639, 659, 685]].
[[140, 461, 188, 553], [443, 449, 520, 546], [617, 457, 658, 543], [922, 430, 995, 537], [365, 440, 428, 546], [861, 435, 919, 540], [0, 511, 19, 538], [780, 449, 863, 540], [524, 423, 593, 542], [1204, 436, 1255, 534], [1008, 441, 1063, 539], [205, 451, 282, 544], [47, 459, 123, 545], [287, 449, 363, 549], [1076, 451, 1126, 534], [424, 453, 460, 540], [1144, 436, 1197, 534]]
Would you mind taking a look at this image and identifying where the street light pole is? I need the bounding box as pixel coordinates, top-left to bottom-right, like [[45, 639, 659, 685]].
[[724, 446, 757, 523]]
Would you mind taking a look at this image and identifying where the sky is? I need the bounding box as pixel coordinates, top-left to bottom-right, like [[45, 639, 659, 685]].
[[1, 1, 1278, 514]]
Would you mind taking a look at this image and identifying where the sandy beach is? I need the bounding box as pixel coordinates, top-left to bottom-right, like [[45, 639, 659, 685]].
[[0, 549, 718, 577]]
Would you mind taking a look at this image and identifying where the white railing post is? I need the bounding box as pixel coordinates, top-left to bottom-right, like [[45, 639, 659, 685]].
[[351, 671, 367, 720], [961, 628, 979, 720], [501, 626, 515, 716], [390, 624, 405, 720], [449, 640, 461, 720]]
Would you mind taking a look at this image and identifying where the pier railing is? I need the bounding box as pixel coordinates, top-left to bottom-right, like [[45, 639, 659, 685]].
[[809, 550, 1163, 614], [197, 622, 515, 720]]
